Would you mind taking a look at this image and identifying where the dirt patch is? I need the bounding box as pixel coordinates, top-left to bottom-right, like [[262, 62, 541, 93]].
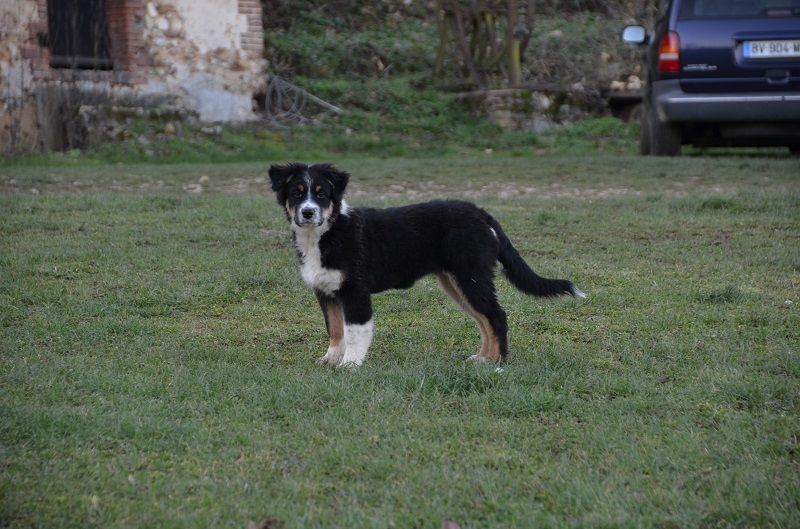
[[0, 170, 681, 201], [348, 181, 669, 201], [5, 158, 784, 201]]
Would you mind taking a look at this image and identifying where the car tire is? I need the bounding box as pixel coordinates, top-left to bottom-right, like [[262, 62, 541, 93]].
[[639, 103, 652, 155], [647, 103, 682, 156]]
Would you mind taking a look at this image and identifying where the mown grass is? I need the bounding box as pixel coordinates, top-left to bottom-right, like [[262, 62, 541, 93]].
[[1, 155, 799, 528]]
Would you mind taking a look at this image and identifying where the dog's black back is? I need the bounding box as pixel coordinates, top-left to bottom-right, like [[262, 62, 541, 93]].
[[324, 200, 497, 293]]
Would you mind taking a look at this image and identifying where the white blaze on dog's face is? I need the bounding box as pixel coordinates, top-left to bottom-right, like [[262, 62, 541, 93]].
[[287, 177, 333, 227], [268, 163, 350, 228]]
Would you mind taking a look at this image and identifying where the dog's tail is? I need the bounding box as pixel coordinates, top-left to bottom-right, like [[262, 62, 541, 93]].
[[487, 214, 586, 299]]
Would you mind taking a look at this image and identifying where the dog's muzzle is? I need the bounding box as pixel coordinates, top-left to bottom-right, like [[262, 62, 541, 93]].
[[295, 205, 323, 226]]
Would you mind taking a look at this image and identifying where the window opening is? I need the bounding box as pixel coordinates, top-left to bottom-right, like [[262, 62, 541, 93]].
[[48, 0, 113, 70]]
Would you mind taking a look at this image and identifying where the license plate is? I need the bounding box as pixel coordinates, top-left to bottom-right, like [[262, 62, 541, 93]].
[[743, 39, 800, 59]]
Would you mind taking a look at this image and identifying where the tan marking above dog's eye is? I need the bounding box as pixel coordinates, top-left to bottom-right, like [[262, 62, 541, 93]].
[[298, 185, 305, 193], [315, 185, 322, 193]]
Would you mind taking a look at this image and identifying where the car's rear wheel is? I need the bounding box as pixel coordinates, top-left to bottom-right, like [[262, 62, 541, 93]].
[[647, 103, 682, 156], [639, 103, 652, 155]]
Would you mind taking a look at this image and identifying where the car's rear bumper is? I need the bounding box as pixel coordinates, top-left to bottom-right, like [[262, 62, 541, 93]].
[[653, 80, 800, 122]]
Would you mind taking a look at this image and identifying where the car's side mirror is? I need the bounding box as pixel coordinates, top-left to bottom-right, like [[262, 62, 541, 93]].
[[622, 25, 648, 45]]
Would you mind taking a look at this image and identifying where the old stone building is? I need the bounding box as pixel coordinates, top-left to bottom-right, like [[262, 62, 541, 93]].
[[1, 0, 266, 153]]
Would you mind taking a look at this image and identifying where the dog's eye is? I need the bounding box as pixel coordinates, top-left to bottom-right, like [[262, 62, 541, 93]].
[[294, 189, 304, 198], [316, 191, 326, 198]]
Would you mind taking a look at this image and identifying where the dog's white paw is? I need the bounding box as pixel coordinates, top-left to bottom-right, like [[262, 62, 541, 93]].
[[318, 346, 344, 366], [317, 355, 336, 366], [466, 354, 491, 363], [337, 360, 362, 368], [337, 354, 365, 368]]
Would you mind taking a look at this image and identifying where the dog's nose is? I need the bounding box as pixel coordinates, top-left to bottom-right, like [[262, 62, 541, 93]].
[[301, 208, 315, 220]]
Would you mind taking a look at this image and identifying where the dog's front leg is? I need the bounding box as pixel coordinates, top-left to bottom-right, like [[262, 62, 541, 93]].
[[339, 289, 374, 367], [316, 292, 345, 365]]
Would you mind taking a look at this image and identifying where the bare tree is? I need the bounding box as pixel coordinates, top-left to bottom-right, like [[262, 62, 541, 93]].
[[435, 0, 536, 88]]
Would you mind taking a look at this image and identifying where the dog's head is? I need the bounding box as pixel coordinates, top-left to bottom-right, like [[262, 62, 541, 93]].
[[268, 163, 350, 228]]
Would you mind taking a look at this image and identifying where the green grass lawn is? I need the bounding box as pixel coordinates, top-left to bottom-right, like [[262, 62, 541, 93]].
[[1, 155, 799, 528]]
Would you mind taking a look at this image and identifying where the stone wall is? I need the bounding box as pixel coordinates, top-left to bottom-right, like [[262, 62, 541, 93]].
[[0, 0, 43, 153], [456, 87, 608, 133], [1, 0, 266, 154]]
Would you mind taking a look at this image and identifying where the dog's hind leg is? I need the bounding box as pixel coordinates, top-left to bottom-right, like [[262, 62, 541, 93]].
[[439, 273, 508, 362], [316, 292, 345, 365], [462, 279, 508, 362], [437, 273, 491, 358]]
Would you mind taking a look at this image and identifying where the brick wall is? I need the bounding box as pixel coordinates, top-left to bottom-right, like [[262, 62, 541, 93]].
[[239, 0, 264, 61], [20, 1, 50, 79], [24, 0, 148, 84], [24, 0, 264, 84], [106, 0, 147, 84]]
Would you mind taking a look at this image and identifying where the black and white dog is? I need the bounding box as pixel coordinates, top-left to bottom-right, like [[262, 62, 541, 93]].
[[269, 162, 585, 367]]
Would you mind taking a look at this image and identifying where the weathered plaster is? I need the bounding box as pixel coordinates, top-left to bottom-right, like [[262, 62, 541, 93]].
[[142, 0, 265, 121], [170, 0, 248, 54]]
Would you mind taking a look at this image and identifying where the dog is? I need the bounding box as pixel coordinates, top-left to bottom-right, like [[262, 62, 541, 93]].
[[269, 162, 585, 367]]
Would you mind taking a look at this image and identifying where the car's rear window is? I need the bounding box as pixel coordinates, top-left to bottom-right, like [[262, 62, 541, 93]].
[[679, 0, 800, 18]]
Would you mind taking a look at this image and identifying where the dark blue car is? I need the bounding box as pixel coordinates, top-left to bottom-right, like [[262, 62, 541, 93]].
[[623, 0, 800, 155]]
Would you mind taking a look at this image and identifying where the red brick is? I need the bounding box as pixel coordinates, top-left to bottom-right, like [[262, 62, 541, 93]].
[[21, 45, 40, 60]]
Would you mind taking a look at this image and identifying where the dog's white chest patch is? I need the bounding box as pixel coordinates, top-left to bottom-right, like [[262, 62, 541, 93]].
[[300, 246, 343, 294], [292, 225, 344, 295]]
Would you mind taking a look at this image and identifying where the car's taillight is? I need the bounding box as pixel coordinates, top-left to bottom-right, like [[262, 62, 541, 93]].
[[658, 31, 681, 73]]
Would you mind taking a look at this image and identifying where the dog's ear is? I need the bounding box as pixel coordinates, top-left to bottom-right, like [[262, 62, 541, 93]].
[[268, 163, 306, 193], [314, 164, 350, 196]]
